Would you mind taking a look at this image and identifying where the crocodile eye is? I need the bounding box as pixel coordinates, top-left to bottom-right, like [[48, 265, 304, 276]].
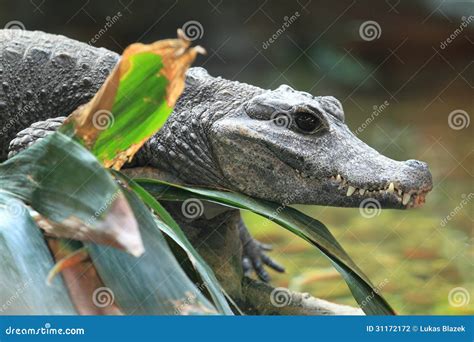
[[294, 112, 322, 133]]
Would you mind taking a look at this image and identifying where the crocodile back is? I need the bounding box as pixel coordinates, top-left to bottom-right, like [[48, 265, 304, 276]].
[[0, 30, 120, 161]]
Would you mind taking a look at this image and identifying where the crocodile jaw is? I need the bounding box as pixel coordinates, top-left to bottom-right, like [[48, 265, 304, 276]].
[[211, 117, 433, 209]]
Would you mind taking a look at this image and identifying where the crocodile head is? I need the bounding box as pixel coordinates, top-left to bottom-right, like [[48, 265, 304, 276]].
[[7, 66, 433, 209], [207, 77, 432, 209]]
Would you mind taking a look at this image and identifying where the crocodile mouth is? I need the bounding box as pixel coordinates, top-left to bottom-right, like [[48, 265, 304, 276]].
[[326, 173, 431, 208], [263, 143, 431, 208]]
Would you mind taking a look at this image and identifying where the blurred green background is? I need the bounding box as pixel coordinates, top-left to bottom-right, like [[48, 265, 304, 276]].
[[1, 0, 472, 314]]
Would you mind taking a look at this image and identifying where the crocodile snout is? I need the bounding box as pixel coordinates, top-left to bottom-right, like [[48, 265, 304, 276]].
[[405, 159, 428, 171], [403, 159, 433, 191]]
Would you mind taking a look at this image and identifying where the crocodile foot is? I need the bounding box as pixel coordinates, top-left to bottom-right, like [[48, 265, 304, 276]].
[[239, 219, 285, 282]]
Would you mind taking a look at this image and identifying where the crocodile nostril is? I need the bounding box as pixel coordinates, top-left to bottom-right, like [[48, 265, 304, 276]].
[[405, 159, 428, 171]]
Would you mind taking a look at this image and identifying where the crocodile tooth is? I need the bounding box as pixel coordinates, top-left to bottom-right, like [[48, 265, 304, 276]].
[[402, 193, 411, 205], [398, 189, 402, 196], [388, 182, 395, 193], [336, 174, 342, 183], [346, 186, 356, 196], [359, 188, 366, 195]]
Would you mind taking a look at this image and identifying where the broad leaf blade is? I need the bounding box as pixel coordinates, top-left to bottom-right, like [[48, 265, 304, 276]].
[[0, 194, 76, 315], [92, 52, 171, 162], [119, 174, 233, 315], [87, 185, 218, 315], [136, 178, 395, 315], [0, 132, 143, 256]]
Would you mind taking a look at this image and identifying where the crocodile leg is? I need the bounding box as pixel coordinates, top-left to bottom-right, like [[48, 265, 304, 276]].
[[8, 117, 67, 159], [239, 218, 285, 282], [8, 118, 284, 287]]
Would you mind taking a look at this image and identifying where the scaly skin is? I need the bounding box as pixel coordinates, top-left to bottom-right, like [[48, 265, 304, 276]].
[[0, 30, 118, 160], [1, 30, 433, 283]]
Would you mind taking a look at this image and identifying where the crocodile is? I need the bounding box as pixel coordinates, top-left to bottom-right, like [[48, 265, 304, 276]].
[[0, 30, 433, 287]]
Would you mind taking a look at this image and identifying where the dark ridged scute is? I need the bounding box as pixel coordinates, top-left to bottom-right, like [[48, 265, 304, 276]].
[[0, 30, 119, 160]]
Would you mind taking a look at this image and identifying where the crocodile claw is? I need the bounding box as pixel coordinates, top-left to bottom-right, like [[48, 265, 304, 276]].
[[239, 220, 285, 282]]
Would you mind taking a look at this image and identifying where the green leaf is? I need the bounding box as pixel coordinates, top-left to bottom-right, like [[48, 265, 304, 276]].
[[136, 178, 396, 315], [117, 173, 233, 315], [87, 184, 218, 315], [0, 194, 76, 314], [0, 132, 143, 256], [91, 52, 172, 162]]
